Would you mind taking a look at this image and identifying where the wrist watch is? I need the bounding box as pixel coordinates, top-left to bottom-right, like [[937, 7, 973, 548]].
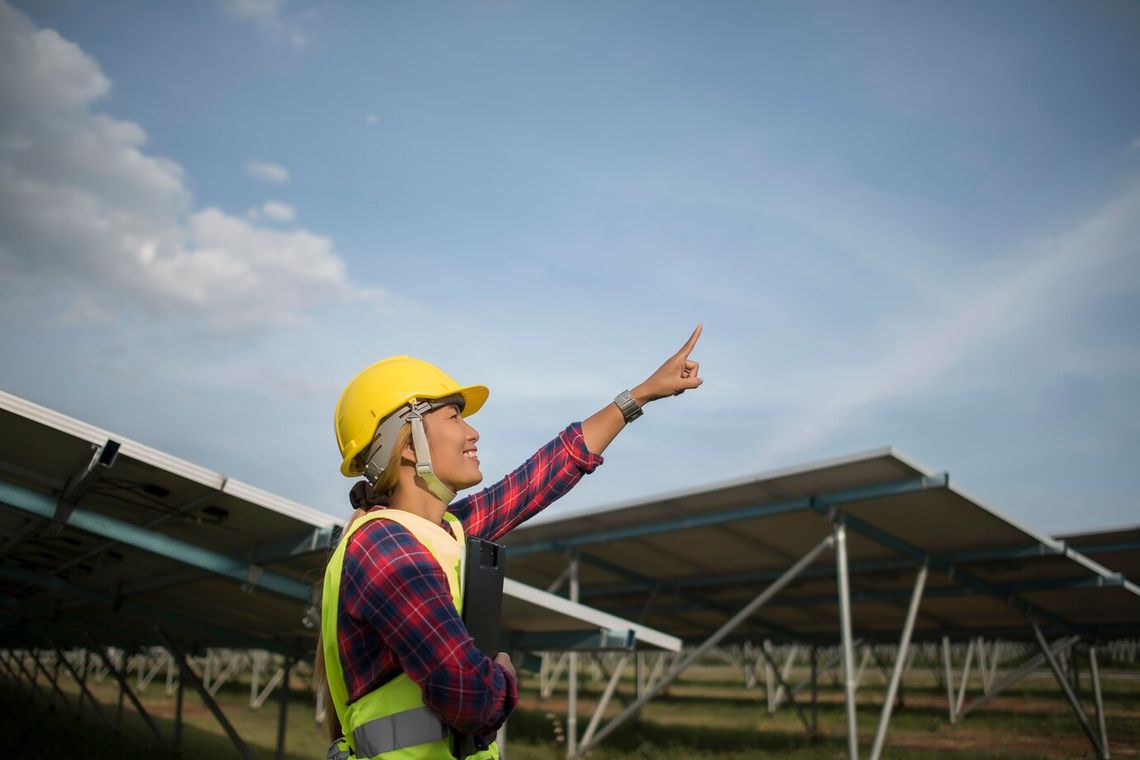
[[614, 389, 643, 423]]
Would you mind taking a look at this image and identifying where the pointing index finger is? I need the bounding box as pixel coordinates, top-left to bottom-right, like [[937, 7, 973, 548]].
[[676, 324, 703, 359]]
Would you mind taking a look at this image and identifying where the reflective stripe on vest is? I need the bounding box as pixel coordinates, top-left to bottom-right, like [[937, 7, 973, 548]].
[[327, 738, 351, 760], [353, 706, 450, 757]]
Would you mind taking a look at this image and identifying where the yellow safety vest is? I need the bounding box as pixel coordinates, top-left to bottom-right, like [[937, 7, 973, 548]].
[[322, 509, 500, 760]]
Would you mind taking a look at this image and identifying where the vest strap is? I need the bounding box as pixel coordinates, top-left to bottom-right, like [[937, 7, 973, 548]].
[[351, 705, 449, 757]]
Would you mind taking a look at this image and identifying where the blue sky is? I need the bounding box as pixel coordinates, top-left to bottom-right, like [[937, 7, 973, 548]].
[[1, 0, 1138, 534]]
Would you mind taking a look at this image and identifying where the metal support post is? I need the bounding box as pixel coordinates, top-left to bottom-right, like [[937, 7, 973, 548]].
[[251, 651, 262, 705], [576, 531, 835, 757], [1088, 646, 1110, 759], [870, 560, 927, 760], [567, 552, 580, 759], [276, 654, 294, 760], [156, 626, 252, 760], [810, 644, 819, 738], [1068, 645, 1081, 708], [834, 519, 859, 760], [954, 638, 977, 719], [78, 649, 88, 718], [764, 639, 776, 713], [52, 649, 62, 707], [942, 636, 955, 723], [85, 636, 173, 752], [1031, 624, 1105, 759], [174, 659, 184, 754], [983, 640, 1000, 694]]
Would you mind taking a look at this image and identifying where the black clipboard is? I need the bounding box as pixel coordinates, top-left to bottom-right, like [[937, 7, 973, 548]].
[[455, 536, 506, 757], [462, 535, 506, 654]]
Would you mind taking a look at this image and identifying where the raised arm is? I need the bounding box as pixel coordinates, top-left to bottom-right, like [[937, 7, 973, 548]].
[[581, 324, 704, 454]]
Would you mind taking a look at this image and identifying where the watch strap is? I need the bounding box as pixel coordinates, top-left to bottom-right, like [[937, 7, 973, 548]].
[[614, 390, 643, 423]]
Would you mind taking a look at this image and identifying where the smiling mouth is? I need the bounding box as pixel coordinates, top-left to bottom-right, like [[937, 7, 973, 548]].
[[463, 449, 479, 460]]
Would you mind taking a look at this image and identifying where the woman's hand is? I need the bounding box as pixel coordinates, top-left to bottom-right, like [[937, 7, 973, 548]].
[[631, 324, 703, 405], [580, 324, 704, 454]]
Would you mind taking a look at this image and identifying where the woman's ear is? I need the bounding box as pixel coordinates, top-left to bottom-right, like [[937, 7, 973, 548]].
[[401, 438, 417, 464]]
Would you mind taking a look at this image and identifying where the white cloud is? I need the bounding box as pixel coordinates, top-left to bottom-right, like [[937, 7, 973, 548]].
[[365, 114, 379, 126], [0, 1, 364, 332], [261, 200, 295, 222], [245, 159, 289, 184], [222, 0, 306, 49]]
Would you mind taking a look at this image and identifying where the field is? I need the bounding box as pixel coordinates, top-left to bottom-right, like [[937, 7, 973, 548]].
[[2, 654, 1137, 759]]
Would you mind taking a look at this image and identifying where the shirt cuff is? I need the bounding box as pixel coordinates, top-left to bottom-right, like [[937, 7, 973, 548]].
[[560, 423, 604, 473]]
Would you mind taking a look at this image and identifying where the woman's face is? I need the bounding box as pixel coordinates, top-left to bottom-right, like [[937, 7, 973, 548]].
[[421, 402, 482, 491]]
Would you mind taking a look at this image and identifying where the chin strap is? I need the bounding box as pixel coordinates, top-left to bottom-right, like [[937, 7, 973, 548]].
[[405, 401, 457, 504], [361, 398, 457, 505]]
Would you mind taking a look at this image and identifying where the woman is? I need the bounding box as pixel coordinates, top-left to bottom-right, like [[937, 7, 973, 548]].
[[320, 326, 703, 760]]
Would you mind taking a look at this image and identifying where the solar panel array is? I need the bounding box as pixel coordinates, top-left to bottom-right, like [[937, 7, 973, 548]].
[[502, 448, 1140, 643], [0, 390, 679, 658]]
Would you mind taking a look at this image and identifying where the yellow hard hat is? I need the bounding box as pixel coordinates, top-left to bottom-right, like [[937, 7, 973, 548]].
[[334, 356, 489, 478]]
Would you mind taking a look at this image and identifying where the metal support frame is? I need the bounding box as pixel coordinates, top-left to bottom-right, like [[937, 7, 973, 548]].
[[1031, 623, 1106, 759], [766, 642, 801, 712], [954, 638, 978, 719], [0, 479, 310, 601], [252, 654, 289, 709], [85, 635, 172, 752], [959, 635, 1079, 718], [0, 651, 20, 691], [833, 518, 859, 760], [28, 648, 71, 711], [0, 651, 30, 700], [579, 650, 633, 749], [46, 637, 115, 731], [0, 440, 118, 563], [8, 650, 52, 706], [155, 625, 252, 760], [0, 564, 287, 653], [756, 640, 811, 734], [869, 561, 927, 760], [574, 531, 835, 757], [206, 649, 246, 697], [779, 644, 850, 708], [540, 652, 569, 699], [135, 649, 167, 691]]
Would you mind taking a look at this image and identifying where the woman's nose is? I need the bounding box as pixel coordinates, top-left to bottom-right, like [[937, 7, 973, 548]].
[[466, 421, 479, 442]]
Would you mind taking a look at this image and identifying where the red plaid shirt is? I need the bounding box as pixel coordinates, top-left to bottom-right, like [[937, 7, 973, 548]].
[[337, 423, 603, 736]]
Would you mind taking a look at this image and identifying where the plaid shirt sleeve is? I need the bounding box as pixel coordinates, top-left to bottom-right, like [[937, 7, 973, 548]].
[[451, 422, 604, 541], [337, 422, 602, 736], [340, 520, 517, 736]]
